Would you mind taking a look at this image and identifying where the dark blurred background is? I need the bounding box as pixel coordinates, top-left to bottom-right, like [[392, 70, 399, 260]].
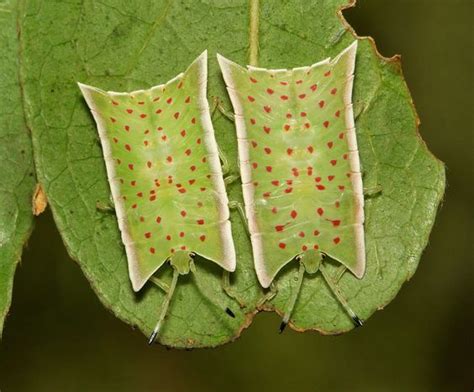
[[0, 1, 472, 391]]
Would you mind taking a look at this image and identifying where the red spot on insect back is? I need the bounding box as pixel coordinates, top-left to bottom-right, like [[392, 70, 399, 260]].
[[266, 88, 274, 94], [251, 141, 258, 148], [126, 109, 133, 114], [331, 220, 341, 227], [263, 192, 271, 199], [131, 180, 136, 186], [266, 166, 273, 173], [110, 117, 117, 123], [316, 184, 326, 190], [113, 137, 118, 143], [124, 125, 130, 131], [323, 121, 330, 128], [166, 97, 173, 104], [280, 95, 288, 101], [310, 84, 318, 92], [200, 235, 206, 242], [264, 105, 272, 113], [179, 232, 185, 238], [197, 219, 205, 225], [313, 244, 319, 250], [296, 80, 303, 84], [155, 108, 162, 114], [191, 117, 196, 124], [271, 180, 279, 186], [317, 208, 324, 216], [280, 81, 288, 86], [300, 112, 307, 117], [185, 96, 191, 103], [188, 179, 196, 185], [250, 118, 256, 125], [140, 114, 147, 119], [284, 124, 291, 131], [298, 94, 306, 99], [136, 192, 143, 198], [177, 81, 183, 89], [128, 164, 134, 170], [174, 112, 180, 119], [324, 70, 331, 77], [287, 148, 293, 156], [278, 242, 286, 249], [333, 237, 341, 244], [161, 135, 167, 142], [271, 207, 278, 214], [178, 188, 187, 194], [275, 225, 285, 232], [149, 247, 155, 254], [338, 185, 345, 191], [252, 162, 258, 169], [166, 235, 171, 241], [145, 232, 152, 239], [330, 160, 337, 166], [166, 156, 173, 163], [250, 77, 258, 83], [263, 126, 271, 134], [343, 153, 348, 160], [146, 161, 152, 168], [248, 95, 255, 102], [180, 129, 186, 137], [264, 147, 272, 154], [319, 100, 325, 108], [331, 88, 337, 95], [328, 175, 335, 181], [185, 149, 191, 156], [290, 210, 297, 219], [339, 132, 345, 139], [131, 203, 137, 209], [139, 216, 145, 222], [292, 168, 299, 177], [307, 167, 313, 176], [156, 216, 162, 223], [284, 187, 293, 194], [335, 110, 341, 117], [307, 145, 314, 154], [335, 201, 340, 208], [144, 140, 149, 146], [111, 100, 119, 106], [149, 195, 157, 201], [302, 245, 308, 251], [314, 230, 320, 236]]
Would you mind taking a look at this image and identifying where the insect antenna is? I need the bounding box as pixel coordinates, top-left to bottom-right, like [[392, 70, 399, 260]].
[[192, 269, 236, 318], [148, 268, 180, 345], [319, 263, 364, 327], [279, 261, 306, 333]]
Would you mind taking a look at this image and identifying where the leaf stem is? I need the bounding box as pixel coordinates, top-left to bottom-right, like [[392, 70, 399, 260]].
[[248, 0, 260, 66]]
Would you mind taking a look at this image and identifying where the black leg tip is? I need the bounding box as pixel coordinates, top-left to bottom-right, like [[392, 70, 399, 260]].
[[225, 307, 236, 318], [148, 331, 158, 345], [279, 321, 287, 334], [352, 315, 364, 328]]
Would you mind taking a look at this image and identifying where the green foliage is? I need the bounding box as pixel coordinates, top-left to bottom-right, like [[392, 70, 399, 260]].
[[0, 0, 444, 346], [0, 0, 36, 337]]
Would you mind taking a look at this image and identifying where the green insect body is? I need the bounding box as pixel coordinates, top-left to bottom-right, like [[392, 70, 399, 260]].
[[218, 42, 364, 292], [79, 52, 236, 340]]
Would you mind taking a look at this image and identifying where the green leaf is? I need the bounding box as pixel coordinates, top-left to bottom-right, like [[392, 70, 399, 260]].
[[0, 0, 36, 336], [12, 0, 444, 347]]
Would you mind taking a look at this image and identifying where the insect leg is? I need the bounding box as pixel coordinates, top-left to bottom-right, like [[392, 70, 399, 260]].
[[149, 276, 170, 293], [211, 96, 235, 122], [363, 185, 382, 198], [279, 262, 305, 333], [148, 268, 180, 345], [192, 269, 236, 318], [221, 271, 246, 308], [319, 263, 364, 327], [228, 200, 250, 236], [256, 281, 278, 308]]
